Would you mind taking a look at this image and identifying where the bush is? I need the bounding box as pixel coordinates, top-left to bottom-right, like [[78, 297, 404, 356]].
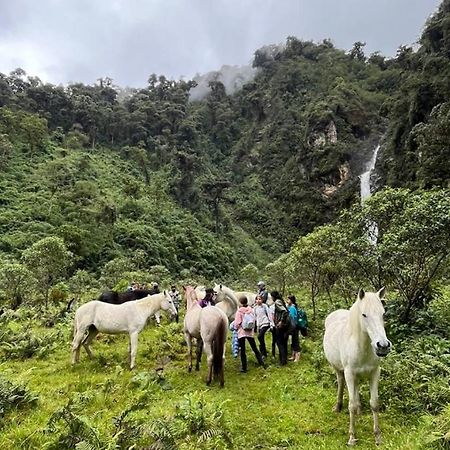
[[147, 391, 233, 450], [380, 335, 450, 414], [0, 376, 38, 422], [0, 326, 63, 360], [45, 394, 103, 450], [428, 404, 450, 449]]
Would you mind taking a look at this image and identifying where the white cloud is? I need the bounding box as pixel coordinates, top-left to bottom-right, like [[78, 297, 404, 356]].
[[0, 0, 442, 87]]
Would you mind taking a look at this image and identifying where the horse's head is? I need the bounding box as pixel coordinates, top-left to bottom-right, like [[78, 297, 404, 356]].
[[194, 285, 206, 301], [213, 284, 226, 302], [183, 285, 200, 309], [357, 287, 392, 357], [161, 290, 178, 317]]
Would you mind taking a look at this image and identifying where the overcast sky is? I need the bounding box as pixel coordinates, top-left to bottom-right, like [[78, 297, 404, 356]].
[[0, 0, 441, 87]]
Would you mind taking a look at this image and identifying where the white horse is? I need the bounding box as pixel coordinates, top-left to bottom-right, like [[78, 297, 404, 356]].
[[214, 284, 273, 309], [213, 284, 239, 321], [323, 288, 391, 446], [183, 285, 228, 386], [72, 291, 177, 369]]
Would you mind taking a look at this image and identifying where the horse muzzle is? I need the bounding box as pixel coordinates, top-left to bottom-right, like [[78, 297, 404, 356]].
[[375, 340, 392, 357]]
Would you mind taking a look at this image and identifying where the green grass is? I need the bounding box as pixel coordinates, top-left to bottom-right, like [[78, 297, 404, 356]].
[[0, 318, 432, 449]]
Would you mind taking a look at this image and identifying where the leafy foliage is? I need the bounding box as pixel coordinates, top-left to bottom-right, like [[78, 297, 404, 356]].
[[148, 391, 233, 450], [380, 336, 450, 414], [0, 376, 38, 422]]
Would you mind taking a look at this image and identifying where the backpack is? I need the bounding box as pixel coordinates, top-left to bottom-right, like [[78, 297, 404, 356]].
[[242, 311, 255, 331], [297, 308, 308, 336]]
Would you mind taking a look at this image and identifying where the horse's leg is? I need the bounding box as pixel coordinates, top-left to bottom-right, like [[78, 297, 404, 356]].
[[195, 339, 203, 371], [82, 326, 98, 359], [71, 327, 86, 364], [344, 368, 358, 446], [333, 369, 344, 412], [154, 311, 161, 325], [369, 367, 382, 445], [185, 331, 193, 372], [203, 340, 213, 386], [129, 331, 139, 370]]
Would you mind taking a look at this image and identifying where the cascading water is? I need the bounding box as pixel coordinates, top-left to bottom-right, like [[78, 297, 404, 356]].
[[360, 144, 380, 244], [360, 144, 380, 202]]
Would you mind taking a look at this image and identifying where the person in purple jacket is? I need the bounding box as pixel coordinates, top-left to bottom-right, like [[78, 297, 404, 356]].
[[198, 288, 215, 308]]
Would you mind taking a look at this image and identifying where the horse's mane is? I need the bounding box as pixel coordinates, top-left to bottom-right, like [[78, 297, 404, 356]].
[[215, 284, 233, 297]]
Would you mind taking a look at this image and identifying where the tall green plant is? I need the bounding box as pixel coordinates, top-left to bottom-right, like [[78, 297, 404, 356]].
[[22, 236, 72, 308]]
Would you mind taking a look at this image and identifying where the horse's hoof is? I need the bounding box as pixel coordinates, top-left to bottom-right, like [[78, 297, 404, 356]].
[[375, 433, 382, 445], [195, 366, 200, 372], [206, 380, 211, 386], [188, 366, 192, 373], [333, 404, 342, 413], [347, 437, 357, 446], [220, 382, 224, 388]]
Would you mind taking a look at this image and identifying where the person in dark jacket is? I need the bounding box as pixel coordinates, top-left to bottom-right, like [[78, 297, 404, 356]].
[[271, 290, 290, 366]]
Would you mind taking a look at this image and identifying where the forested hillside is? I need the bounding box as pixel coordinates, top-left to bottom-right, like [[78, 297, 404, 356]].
[[0, 2, 449, 283], [0, 1, 449, 449]]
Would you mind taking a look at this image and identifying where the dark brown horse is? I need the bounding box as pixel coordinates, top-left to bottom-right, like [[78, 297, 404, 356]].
[[98, 289, 156, 304]]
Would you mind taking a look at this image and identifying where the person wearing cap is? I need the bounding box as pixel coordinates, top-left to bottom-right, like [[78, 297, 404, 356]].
[[256, 281, 269, 304], [198, 288, 215, 308]]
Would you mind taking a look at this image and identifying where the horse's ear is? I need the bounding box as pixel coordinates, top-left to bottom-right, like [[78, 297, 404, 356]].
[[358, 289, 365, 300], [377, 287, 386, 299], [163, 290, 166, 295], [220, 284, 222, 289]]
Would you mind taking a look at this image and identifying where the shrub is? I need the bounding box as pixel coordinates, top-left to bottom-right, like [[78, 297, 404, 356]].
[[425, 403, 450, 449], [0, 376, 38, 422], [0, 326, 63, 360], [147, 391, 233, 450], [380, 335, 450, 414], [45, 394, 104, 450]]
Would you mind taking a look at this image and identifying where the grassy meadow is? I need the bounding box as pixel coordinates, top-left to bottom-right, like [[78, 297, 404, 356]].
[[0, 309, 434, 450]]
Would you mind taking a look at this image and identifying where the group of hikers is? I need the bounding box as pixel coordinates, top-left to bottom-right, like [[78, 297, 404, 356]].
[[125, 279, 308, 373], [195, 281, 308, 374], [232, 283, 307, 373]]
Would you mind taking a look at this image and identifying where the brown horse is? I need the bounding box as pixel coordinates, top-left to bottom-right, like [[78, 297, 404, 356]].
[[183, 285, 228, 387]]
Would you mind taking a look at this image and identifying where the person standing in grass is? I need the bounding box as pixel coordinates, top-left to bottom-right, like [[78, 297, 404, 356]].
[[253, 294, 274, 358], [287, 294, 301, 362], [234, 296, 266, 373], [271, 290, 290, 366]]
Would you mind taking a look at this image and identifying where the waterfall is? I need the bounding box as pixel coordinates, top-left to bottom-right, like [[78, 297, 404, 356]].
[[360, 144, 380, 203], [360, 144, 380, 244]]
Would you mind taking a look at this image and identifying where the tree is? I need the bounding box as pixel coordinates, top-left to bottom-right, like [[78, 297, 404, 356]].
[[22, 237, 72, 308], [289, 224, 344, 319], [0, 263, 34, 309], [349, 41, 366, 62], [339, 188, 450, 322], [239, 263, 259, 289]]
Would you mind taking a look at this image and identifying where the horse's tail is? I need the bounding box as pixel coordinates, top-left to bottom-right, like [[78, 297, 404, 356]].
[[212, 317, 226, 377]]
